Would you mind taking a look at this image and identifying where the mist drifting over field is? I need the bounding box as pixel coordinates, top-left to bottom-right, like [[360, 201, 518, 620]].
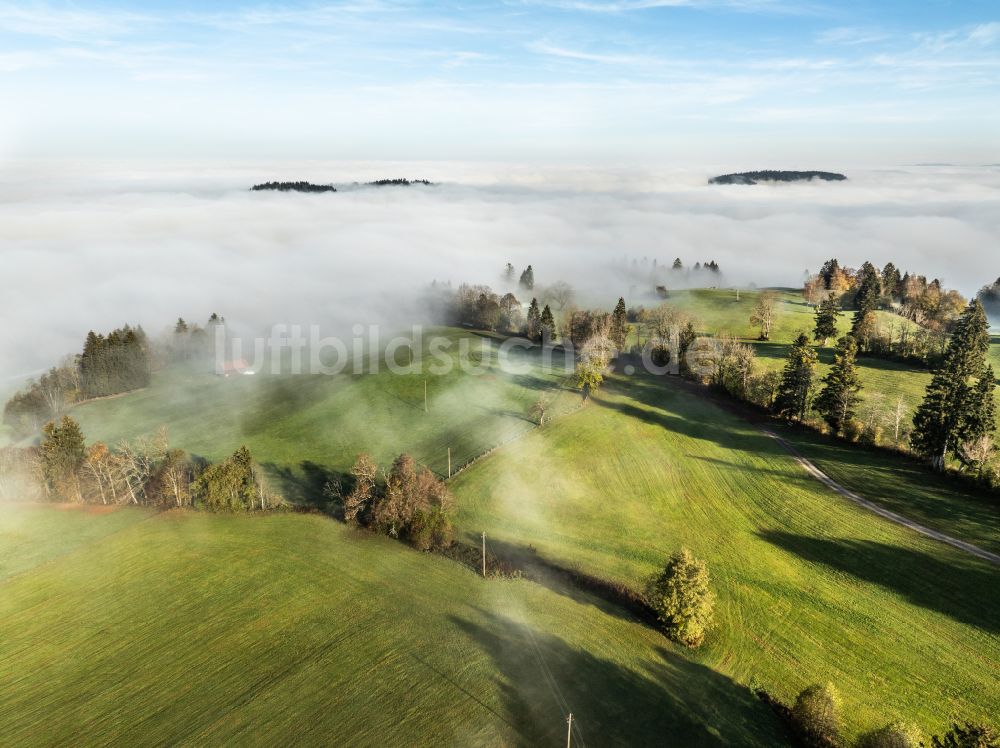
[[2, 160, 999, 380]]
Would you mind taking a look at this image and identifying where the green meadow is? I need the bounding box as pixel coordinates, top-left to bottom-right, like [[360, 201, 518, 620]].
[[7, 313, 998, 745], [449, 372, 1000, 740], [0, 505, 786, 747]]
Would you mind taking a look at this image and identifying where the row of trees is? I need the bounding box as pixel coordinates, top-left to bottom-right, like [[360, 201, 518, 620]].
[[0, 415, 280, 510], [332, 453, 454, 551], [79, 326, 151, 398], [641, 292, 996, 480], [773, 301, 997, 477], [806, 258, 967, 335], [447, 283, 548, 337], [757, 282, 950, 366], [3, 325, 151, 439], [447, 281, 633, 353], [4, 315, 228, 440], [614, 256, 724, 297]]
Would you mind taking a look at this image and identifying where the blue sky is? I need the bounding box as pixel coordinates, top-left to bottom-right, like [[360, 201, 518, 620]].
[[1, 1, 998, 163]]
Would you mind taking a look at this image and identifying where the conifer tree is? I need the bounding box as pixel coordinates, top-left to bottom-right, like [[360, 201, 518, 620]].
[[645, 548, 715, 647], [912, 300, 993, 470], [813, 297, 841, 345], [851, 261, 881, 333], [39, 415, 86, 501], [519, 265, 535, 291], [774, 333, 818, 421], [958, 364, 997, 458], [539, 304, 556, 344], [815, 335, 862, 434], [610, 297, 628, 350], [819, 258, 840, 289], [526, 298, 541, 341], [881, 262, 902, 299]]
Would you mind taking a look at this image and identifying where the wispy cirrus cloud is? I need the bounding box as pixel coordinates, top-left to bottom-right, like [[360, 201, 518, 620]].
[[816, 26, 888, 46], [0, 2, 997, 162], [527, 41, 668, 67], [913, 21, 1000, 53], [518, 0, 819, 14], [0, 2, 154, 41]]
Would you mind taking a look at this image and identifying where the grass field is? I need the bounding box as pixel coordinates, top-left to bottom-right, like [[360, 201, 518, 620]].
[[768, 422, 1000, 556], [449, 372, 1000, 741], [71, 330, 579, 501], [0, 504, 787, 747], [0, 503, 154, 581], [27, 318, 1000, 744]]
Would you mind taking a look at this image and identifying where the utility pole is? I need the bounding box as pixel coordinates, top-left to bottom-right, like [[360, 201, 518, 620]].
[[447, 447, 451, 478], [481, 532, 486, 578], [424, 379, 428, 413], [566, 713, 573, 748]]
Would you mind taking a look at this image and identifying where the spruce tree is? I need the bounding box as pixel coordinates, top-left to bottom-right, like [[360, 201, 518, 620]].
[[851, 261, 881, 333], [610, 297, 628, 350], [813, 297, 841, 345], [526, 298, 541, 342], [519, 265, 535, 291], [819, 258, 840, 289], [958, 364, 997, 451], [881, 262, 902, 299], [774, 333, 818, 421], [912, 300, 993, 470], [815, 335, 862, 434], [539, 305, 556, 344]]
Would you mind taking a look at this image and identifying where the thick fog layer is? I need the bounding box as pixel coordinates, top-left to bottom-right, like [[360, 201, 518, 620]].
[[2, 161, 998, 381]]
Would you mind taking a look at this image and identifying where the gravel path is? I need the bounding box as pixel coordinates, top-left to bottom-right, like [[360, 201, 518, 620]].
[[760, 428, 1000, 566]]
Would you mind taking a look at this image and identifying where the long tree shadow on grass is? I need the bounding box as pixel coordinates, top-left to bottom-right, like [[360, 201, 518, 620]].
[[776, 428, 1000, 548], [263, 460, 345, 512], [450, 608, 790, 747], [476, 536, 659, 629], [758, 530, 1000, 634], [595, 375, 782, 457], [593, 391, 739, 448], [686, 454, 843, 495]]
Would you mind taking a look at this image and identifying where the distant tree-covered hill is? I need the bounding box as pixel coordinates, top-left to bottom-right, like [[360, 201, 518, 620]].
[[365, 178, 435, 186], [250, 181, 336, 193], [709, 170, 847, 185], [250, 179, 435, 192]]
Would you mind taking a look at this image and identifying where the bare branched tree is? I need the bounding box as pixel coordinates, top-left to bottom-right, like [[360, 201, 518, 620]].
[[960, 435, 995, 481], [750, 292, 778, 340]]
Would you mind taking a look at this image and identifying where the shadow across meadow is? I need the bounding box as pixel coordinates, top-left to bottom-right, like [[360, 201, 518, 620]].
[[449, 608, 790, 747], [265, 460, 345, 512], [473, 535, 658, 629], [757, 530, 1000, 634]]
